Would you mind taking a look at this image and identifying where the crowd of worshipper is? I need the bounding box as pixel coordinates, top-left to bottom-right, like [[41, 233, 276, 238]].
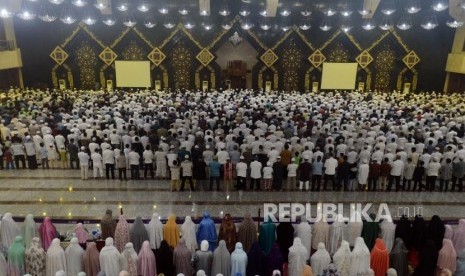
[[0, 209, 464, 276], [3, 88, 465, 192]]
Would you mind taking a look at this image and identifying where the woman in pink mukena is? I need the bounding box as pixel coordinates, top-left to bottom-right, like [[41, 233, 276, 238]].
[[38, 217, 57, 250]]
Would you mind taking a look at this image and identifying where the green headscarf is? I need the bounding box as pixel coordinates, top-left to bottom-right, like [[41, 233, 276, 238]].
[[8, 236, 25, 267]]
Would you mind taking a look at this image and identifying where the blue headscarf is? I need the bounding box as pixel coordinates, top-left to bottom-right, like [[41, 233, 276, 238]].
[[196, 212, 218, 251]]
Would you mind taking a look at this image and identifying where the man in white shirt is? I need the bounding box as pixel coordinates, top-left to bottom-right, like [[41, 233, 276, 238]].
[[287, 158, 298, 191], [236, 156, 248, 190], [78, 147, 90, 180], [154, 147, 168, 179], [426, 157, 441, 192], [143, 145, 154, 179], [250, 157, 262, 190], [102, 147, 115, 179], [323, 153, 338, 191], [129, 149, 141, 179], [387, 156, 404, 192], [91, 149, 104, 179], [180, 155, 194, 191]]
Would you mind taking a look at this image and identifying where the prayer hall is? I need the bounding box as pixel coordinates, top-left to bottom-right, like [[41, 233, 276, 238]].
[[2, 0, 465, 275]]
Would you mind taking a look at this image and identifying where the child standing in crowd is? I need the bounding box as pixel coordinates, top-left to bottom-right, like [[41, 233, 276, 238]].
[[262, 162, 273, 191], [4, 147, 14, 170], [39, 143, 49, 169], [47, 144, 57, 169], [59, 145, 68, 169], [170, 160, 180, 191], [117, 150, 127, 181]]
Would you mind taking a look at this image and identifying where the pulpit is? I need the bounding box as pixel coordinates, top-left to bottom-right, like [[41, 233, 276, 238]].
[[225, 60, 247, 89]]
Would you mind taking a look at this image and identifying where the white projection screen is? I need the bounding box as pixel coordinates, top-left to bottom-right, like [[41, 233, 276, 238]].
[[115, 61, 151, 87], [321, 62, 358, 90]]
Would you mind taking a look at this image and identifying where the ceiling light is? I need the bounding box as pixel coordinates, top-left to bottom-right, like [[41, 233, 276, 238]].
[[280, 9, 291, 16], [432, 0, 448, 11], [123, 15, 136, 27], [221, 18, 232, 30], [319, 19, 332, 31], [379, 16, 393, 30], [362, 19, 376, 30], [144, 17, 156, 28], [117, 3, 128, 12], [49, 0, 64, 4], [358, 9, 370, 16], [39, 5, 57, 22], [219, 1, 230, 16], [396, 13, 412, 30], [446, 17, 464, 28], [184, 21, 195, 29], [163, 18, 175, 29], [82, 15, 96, 25], [421, 13, 438, 29], [178, 8, 189, 15], [202, 20, 213, 30], [301, 9, 312, 16], [340, 19, 352, 32], [299, 18, 311, 30], [0, 8, 13, 18], [60, 6, 76, 24], [102, 16, 116, 26], [381, 0, 396, 15], [239, 5, 250, 16], [259, 9, 268, 17], [260, 18, 271, 30], [323, 7, 337, 16], [71, 0, 87, 7], [200, 10, 209, 16], [241, 19, 253, 30], [406, 0, 421, 13], [137, 3, 149, 12], [17, 5, 36, 20], [158, 7, 168, 14], [340, 1, 353, 17], [94, 2, 106, 10], [61, 15, 76, 24]]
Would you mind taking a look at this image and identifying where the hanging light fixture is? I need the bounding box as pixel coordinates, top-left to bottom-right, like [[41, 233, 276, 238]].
[[221, 18, 232, 29], [340, 18, 353, 32], [446, 16, 465, 28], [122, 14, 137, 27], [432, 0, 448, 11], [178, 7, 189, 15], [144, 16, 156, 28], [239, 4, 250, 16], [116, 2, 128, 11], [406, 0, 421, 14], [323, 5, 337, 16], [260, 17, 271, 30], [259, 9, 268, 17], [200, 9, 209, 16], [137, 2, 150, 12], [397, 13, 412, 30], [299, 18, 311, 30], [102, 15, 116, 26], [281, 19, 291, 31], [82, 16, 96, 25], [94, 1, 106, 10], [219, 1, 230, 16], [49, 0, 64, 5], [379, 15, 393, 30], [163, 17, 175, 29], [60, 4, 77, 24], [361, 18, 376, 30], [17, 1, 36, 20], [319, 18, 332, 31], [241, 18, 253, 30], [381, 0, 396, 15], [300, 4, 312, 16], [0, 8, 13, 18], [280, 8, 291, 16], [202, 18, 213, 30], [71, 0, 87, 7], [421, 12, 438, 29], [358, 1, 371, 16], [340, 1, 353, 17], [184, 20, 195, 29], [38, 4, 57, 22]]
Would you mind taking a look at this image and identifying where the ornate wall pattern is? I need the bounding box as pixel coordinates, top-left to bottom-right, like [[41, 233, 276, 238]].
[[122, 40, 146, 60], [39, 21, 450, 91], [327, 43, 350, 63], [374, 46, 396, 92], [281, 41, 302, 91], [171, 43, 192, 89], [75, 41, 98, 90]]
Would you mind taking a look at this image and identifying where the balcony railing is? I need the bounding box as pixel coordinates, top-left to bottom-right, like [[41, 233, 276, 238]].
[[0, 40, 15, 51]]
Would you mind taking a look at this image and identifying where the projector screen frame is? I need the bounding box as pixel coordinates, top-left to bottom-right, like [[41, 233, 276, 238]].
[[115, 60, 152, 88], [320, 62, 358, 90]]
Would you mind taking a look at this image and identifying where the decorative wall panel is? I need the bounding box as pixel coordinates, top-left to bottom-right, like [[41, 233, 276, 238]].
[[282, 41, 302, 91], [171, 43, 192, 89], [75, 41, 98, 90], [374, 46, 396, 92]]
